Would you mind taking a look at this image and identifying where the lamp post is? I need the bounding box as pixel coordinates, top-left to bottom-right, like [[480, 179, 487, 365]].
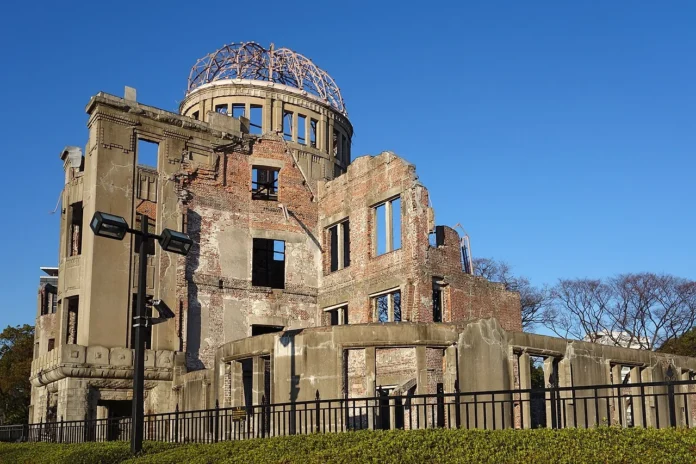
[[90, 211, 192, 454]]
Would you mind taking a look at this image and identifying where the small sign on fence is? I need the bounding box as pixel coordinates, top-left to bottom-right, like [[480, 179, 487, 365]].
[[230, 407, 246, 421]]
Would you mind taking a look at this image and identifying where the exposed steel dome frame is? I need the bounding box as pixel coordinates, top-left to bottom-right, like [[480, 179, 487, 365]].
[[187, 42, 347, 115]]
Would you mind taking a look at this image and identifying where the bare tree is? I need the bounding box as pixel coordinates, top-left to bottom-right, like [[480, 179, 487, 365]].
[[473, 258, 551, 331], [544, 273, 696, 350]]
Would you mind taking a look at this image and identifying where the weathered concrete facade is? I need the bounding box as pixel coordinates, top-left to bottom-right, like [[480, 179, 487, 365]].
[[31, 42, 693, 429]]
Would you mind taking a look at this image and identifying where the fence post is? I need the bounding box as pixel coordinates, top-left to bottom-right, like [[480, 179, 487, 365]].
[[315, 390, 321, 433], [214, 400, 220, 443], [454, 380, 461, 429], [174, 404, 179, 444], [667, 366, 677, 427], [260, 395, 266, 439], [58, 417, 63, 444]]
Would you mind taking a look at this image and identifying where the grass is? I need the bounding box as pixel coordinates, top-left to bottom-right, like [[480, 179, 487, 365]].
[[2, 427, 696, 464]]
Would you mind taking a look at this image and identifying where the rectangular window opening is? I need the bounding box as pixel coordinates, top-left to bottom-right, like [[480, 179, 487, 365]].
[[66, 296, 79, 345], [251, 325, 284, 336], [283, 111, 293, 141], [372, 289, 401, 323], [250, 105, 263, 134], [41, 285, 57, 316], [69, 202, 83, 256], [192, 111, 199, 120], [215, 104, 228, 115], [297, 114, 307, 145], [137, 139, 159, 170], [328, 220, 350, 272], [252, 166, 279, 201], [324, 305, 348, 326], [432, 279, 445, 323], [252, 238, 285, 289], [374, 197, 401, 256], [47, 339, 55, 352], [310, 119, 318, 148], [231, 104, 245, 119], [332, 130, 340, 157]]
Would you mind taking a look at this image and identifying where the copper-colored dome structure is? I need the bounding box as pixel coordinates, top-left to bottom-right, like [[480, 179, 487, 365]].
[[187, 42, 346, 115]]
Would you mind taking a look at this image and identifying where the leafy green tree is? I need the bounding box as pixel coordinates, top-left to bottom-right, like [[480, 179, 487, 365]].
[[658, 327, 696, 357], [0, 325, 34, 424]]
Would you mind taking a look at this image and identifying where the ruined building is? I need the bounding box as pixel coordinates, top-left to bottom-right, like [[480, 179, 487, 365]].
[[31, 42, 696, 429]]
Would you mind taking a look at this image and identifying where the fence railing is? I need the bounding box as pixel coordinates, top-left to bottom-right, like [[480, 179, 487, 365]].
[[2, 378, 695, 443]]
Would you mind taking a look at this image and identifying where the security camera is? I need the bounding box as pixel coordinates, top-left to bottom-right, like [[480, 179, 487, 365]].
[[150, 299, 175, 325]]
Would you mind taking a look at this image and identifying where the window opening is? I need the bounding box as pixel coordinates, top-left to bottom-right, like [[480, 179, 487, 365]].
[[333, 130, 339, 157], [241, 359, 253, 409], [310, 119, 318, 148], [252, 166, 279, 201], [529, 356, 547, 428], [192, 111, 199, 120], [324, 305, 348, 326], [47, 339, 55, 352], [252, 238, 285, 289], [34, 342, 39, 359], [231, 104, 245, 118], [215, 104, 228, 115], [42, 285, 57, 316], [137, 139, 158, 169], [297, 114, 307, 145], [372, 289, 401, 322], [251, 325, 284, 336], [328, 220, 350, 272], [250, 105, 263, 134], [69, 202, 83, 256], [374, 197, 401, 256], [66, 296, 79, 344], [282, 111, 293, 141], [432, 279, 445, 322]]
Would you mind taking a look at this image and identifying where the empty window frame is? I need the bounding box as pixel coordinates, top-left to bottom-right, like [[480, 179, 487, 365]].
[[251, 166, 279, 201], [252, 238, 285, 289], [374, 197, 402, 256], [69, 202, 83, 256], [328, 220, 350, 272], [297, 114, 307, 145], [137, 139, 158, 169], [310, 119, 318, 148], [215, 104, 228, 115], [282, 111, 293, 141], [47, 338, 55, 352], [231, 104, 246, 118], [65, 296, 79, 345], [250, 105, 263, 134], [192, 111, 200, 120], [251, 325, 284, 336], [332, 130, 339, 157], [324, 304, 348, 326], [432, 279, 447, 323], [41, 284, 57, 316], [372, 289, 402, 322]]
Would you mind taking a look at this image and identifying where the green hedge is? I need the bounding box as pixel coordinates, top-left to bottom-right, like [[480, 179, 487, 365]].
[[3, 427, 696, 464]]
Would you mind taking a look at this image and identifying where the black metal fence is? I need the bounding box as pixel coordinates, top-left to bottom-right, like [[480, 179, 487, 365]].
[[2, 379, 695, 443]]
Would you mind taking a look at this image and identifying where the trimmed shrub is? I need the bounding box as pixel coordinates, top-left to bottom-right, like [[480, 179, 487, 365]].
[[3, 427, 696, 464]]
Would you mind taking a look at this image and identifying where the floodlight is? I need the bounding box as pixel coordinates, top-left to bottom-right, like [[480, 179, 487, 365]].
[[90, 212, 129, 240], [159, 228, 193, 255]]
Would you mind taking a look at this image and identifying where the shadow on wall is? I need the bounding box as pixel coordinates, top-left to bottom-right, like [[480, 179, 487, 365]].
[[185, 210, 205, 371], [280, 329, 302, 403]]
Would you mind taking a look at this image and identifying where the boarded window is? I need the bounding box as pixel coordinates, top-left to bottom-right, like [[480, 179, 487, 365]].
[[252, 238, 285, 289], [251, 167, 279, 201]]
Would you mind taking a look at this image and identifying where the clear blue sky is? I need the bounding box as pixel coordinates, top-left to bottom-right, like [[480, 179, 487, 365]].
[[1, 1, 694, 329]]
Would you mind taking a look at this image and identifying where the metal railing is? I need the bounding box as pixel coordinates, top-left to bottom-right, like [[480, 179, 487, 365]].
[[2, 378, 695, 443]]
